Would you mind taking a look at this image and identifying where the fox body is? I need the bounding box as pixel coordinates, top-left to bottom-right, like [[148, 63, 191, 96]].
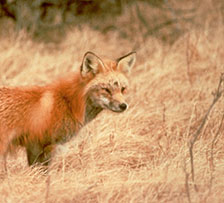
[[0, 51, 136, 166]]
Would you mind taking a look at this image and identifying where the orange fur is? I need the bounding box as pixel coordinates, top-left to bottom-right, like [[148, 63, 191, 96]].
[[0, 51, 136, 166], [0, 73, 88, 153]]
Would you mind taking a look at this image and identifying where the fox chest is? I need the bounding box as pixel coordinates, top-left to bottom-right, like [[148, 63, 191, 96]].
[[52, 103, 102, 144], [52, 117, 79, 144]]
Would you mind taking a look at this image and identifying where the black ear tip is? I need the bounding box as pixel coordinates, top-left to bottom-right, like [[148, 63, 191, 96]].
[[117, 51, 137, 62], [84, 51, 93, 57], [84, 51, 98, 58], [128, 51, 137, 56]]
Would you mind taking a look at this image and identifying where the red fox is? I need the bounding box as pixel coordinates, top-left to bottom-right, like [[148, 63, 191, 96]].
[[0, 51, 136, 166]]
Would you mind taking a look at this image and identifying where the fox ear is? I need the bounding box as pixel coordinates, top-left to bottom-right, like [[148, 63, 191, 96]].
[[81, 52, 104, 78], [117, 52, 136, 74]]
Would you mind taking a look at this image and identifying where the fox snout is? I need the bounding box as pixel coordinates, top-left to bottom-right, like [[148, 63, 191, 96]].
[[108, 100, 128, 112], [88, 90, 129, 113], [108, 92, 128, 112]]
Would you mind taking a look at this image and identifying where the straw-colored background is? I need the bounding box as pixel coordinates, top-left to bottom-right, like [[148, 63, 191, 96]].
[[0, 1, 224, 202]]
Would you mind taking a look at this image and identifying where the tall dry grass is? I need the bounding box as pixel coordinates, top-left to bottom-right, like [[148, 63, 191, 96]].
[[1, 2, 224, 202]]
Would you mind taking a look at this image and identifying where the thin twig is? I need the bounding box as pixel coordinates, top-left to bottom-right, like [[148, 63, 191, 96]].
[[183, 158, 192, 203], [189, 73, 224, 191], [208, 112, 224, 194]]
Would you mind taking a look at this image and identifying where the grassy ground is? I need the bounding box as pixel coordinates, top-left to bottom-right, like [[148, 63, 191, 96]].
[[0, 1, 224, 202]]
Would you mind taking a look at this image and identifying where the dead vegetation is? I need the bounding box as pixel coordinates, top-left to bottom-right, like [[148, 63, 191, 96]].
[[0, 0, 224, 202]]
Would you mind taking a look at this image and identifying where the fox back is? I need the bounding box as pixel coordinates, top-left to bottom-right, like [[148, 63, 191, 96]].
[[0, 51, 136, 166]]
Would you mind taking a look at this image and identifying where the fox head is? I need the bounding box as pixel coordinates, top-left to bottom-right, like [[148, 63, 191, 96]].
[[81, 51, 136, 113]]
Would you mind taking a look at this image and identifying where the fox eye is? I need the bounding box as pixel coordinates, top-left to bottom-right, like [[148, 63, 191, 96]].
[[121, 87, 126, 93], [103, 88, 111, 95]]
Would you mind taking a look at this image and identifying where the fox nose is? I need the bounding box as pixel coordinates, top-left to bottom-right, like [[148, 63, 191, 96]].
[[119, 103, 127, 111]]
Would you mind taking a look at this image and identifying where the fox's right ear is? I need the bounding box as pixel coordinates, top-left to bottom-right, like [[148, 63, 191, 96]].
[[117, 52, 136, 75], [81, 52, 104, 78]]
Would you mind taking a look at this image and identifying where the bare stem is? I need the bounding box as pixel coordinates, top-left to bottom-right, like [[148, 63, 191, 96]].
[[208, 112, 224, 194], [183, 159, 192, 203], [189, 73, 224, 191]]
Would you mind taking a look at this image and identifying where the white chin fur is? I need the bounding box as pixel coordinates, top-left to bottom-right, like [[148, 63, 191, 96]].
[[100, 96, 110, 105]]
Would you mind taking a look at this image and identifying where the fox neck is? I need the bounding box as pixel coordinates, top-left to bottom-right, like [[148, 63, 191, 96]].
[[54, 74, 87, 127], [55, 74, 103, 128], [84, 97, 103, 124]]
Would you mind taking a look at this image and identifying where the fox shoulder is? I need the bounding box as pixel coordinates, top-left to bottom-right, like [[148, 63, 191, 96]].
[[28, 90, 55, 135]]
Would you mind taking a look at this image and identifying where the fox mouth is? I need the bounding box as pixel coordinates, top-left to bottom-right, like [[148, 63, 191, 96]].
[[104, 102, 128, 113], [110, 108, 125, 113]]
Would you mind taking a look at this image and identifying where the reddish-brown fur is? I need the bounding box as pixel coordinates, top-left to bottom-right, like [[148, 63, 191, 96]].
[[0, 51, 136, 166], [0, 74, 88, 151]]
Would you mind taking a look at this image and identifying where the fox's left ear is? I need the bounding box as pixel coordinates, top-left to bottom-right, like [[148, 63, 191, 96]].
[[117, 52, 136, 74]]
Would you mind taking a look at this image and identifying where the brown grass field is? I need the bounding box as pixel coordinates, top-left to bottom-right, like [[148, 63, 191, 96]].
[[0, 1, 224, 202]]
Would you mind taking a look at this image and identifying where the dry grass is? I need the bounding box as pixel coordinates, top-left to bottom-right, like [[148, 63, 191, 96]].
[[1, 2, 224, 202]]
